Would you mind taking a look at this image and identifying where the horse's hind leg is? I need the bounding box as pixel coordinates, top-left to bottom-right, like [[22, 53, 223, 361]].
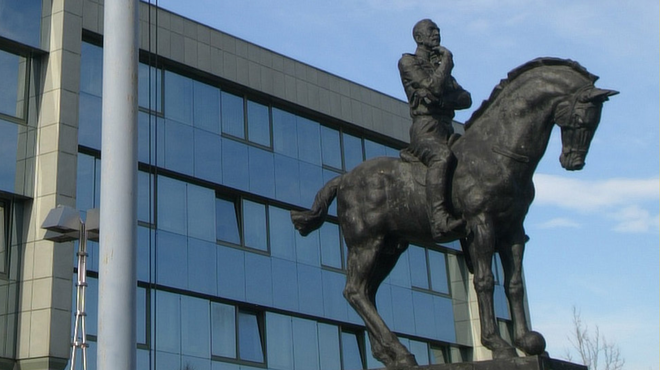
[[343, 238, 416, 368], [499, 236, 546, 355]]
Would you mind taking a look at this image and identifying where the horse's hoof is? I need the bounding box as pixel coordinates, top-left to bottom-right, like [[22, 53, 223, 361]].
[[492, 347, 518, 359], [516, 331, 546, 355]]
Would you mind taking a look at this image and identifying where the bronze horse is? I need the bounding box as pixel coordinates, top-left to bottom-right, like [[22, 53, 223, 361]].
[[291, 58, 617, 367]]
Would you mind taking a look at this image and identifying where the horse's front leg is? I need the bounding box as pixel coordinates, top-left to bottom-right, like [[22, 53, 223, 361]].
[[499, 235, 546, 356], [467, 216, 518, 358]]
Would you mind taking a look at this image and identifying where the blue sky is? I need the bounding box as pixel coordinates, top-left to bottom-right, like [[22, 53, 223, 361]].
[[155, 1, 659, 368]]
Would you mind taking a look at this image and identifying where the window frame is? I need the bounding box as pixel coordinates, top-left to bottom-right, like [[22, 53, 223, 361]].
[[0, 43, 31, 124]]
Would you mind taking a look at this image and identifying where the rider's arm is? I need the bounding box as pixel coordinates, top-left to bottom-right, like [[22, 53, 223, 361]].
[[398, 54, 451, 96]]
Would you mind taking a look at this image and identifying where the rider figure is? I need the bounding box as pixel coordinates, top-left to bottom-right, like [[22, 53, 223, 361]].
[[398, 19, 472, 240]]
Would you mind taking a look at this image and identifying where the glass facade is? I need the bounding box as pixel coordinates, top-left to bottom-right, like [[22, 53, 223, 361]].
[[0, 0, 43, 49], [0, 11, 40, 363], [64, 38, 508, 369], [0, 3, 527, 368]]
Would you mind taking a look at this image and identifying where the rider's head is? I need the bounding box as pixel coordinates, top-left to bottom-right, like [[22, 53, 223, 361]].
[[413, 19, 440, 50]]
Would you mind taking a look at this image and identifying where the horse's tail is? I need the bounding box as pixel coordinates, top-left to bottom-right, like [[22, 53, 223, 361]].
[[291, 175, 342, 236]]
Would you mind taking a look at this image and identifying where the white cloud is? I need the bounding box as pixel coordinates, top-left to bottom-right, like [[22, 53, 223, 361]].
[[533, 174, 659, 233], [609, 205, 660, 233], [536, 217, 581, 230], [533, 174, 659, 211]]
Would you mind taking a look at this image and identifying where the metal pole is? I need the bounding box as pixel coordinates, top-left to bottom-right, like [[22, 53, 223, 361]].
[[97, 0, 139, 369]]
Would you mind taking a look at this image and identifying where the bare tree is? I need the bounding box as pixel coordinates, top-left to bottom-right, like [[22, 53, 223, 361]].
[[564, 307, 625, 370]]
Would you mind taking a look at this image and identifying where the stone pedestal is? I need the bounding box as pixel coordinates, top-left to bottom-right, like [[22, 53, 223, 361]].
[[382, 356, 586, 370]]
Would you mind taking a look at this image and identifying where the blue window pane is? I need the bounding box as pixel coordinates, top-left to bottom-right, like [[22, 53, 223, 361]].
[[163, 120, 194, 176], [388, 249, 411, 288], [322, 270, 348, 321], [245, 253, 273, 306], [181, 295, 211, 357], [272, 108, 297, 158], [216, 246, 246, 301], [157, 176, 187, 235], [211, 302, 236, 358], [274, 154, 300, 205], [187, 238, 217, 296], [221, 91, 244, 139], [193, 80, 220, 133], [298, 162, 323, 208], [137, 171, 153, 224], [494, 285, 510, 320], [80, 42, 103, 96], [78, 92, 102, 149], [364, 139, 387, 160], [342, 133, 363, 171], [193, 128, 222, 183], [322, 169, 339, 216], [292, 318, 319, 370], [266, 313, 293, 369], [165, 71, 193, 125], [295, 228, 320, 267], [216, 198, 240, 245], [238, 311, 264, 363], [139, 63, 162, 112], [428, 250, 449, 294], [155, 291, 181, 353], [76, 153, 95, 212], [137, 226, 154, 282], [297, 117, 321, 165], [412, 291, 436, 338], [433, 296, 456, 342], [408, 340, 430, 366], [297, 264, 323, 316], [408, 246, 429, 289], [155, 351, 180, 370], [0, 0, 41, 48], [248, 146, 275, 198], [247, 100, 270, 147], [156, 231, 188, 290], [272, 258, 298, 311], [84, 277, 98, 336], [136, 287, 147, 344], [187, 184, 215, 242], [221, 138, 249, 190], [320, 126, 341, 169], [341, 331, 364, 370], [0, 120, 18, 192], [320, 223, 341, 269], [390, 286, 414, 334], [386, 146, 400, 158], [269, 206, 295, 260], [318, 323, 341, 370], [0, 50, 24, 118], [243, 200, 267, 251], [138, 111, 156, 164]]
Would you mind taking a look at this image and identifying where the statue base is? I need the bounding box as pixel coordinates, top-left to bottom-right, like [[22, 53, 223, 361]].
[[381, 356, 586, 370]]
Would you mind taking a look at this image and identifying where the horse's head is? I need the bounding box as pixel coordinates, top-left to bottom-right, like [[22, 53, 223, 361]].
[[554, 86, 618, 170]]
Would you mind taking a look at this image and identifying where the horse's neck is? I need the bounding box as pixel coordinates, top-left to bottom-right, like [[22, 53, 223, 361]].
[[462, 81, 562, 168]]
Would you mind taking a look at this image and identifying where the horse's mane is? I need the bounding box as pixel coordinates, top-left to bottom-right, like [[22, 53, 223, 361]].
[[464, 57, 599, 130]]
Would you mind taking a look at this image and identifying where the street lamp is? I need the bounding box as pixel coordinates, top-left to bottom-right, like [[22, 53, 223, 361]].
[[42, 205, 99, 370]]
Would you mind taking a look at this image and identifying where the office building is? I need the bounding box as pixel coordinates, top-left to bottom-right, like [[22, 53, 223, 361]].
[[0, 1, 517, 369]]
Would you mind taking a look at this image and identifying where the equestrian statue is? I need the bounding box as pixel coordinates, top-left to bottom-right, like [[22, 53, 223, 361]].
[[291, 19, 618, 369]]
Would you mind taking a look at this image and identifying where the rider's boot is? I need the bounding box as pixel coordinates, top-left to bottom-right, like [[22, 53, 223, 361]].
[[426, 159, 465, 241]]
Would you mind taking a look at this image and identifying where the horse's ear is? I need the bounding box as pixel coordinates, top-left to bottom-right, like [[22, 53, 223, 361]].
[[580, 88, 620, 103]]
